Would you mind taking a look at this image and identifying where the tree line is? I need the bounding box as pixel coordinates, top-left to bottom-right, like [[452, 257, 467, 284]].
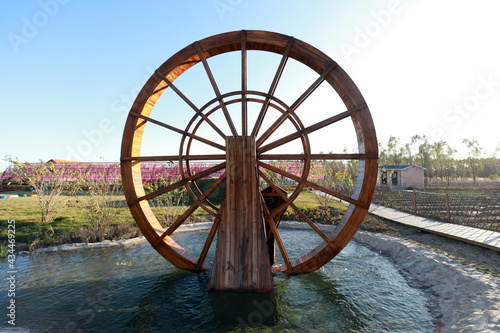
[[378, 135, 500, 182]]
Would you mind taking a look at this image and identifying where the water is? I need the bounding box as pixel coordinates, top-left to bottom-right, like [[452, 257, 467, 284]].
[[1, 230, 433, 332]]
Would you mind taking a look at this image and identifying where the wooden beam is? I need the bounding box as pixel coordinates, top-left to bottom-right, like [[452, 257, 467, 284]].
[[195, 42, 238, 137], [121, 154, 226, 162], [251, 36, 295, 137], [133, 162, 226, 205], [207, 137, 273, 292], [258, 104, 367, 154], [241, 30, 248, 136], [154, 70, 227, 139], [129, 111, 226, 151], [256, 61, 338, 147], [258, 153, 378, 160]]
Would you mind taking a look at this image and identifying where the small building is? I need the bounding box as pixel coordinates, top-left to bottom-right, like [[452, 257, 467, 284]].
[[378, 165, 425, 188]]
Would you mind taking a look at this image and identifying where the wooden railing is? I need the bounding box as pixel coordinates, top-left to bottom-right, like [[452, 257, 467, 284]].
[[372, 187, 500, 232]]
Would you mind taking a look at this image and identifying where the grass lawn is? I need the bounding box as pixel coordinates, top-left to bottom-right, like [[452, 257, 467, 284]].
[[283, 191, 394, 232], [289, 190, 348, 211], [0, 191, 135, 246], [0, 189, 393, 250]]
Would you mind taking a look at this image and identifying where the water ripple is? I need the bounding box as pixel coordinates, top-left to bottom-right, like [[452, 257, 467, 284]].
[[0, 230, 433, 332]]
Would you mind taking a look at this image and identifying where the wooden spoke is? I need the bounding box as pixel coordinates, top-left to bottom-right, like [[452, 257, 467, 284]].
[[154, 70, 227, 139], [153, 202, 200, 248], [259, 153, 378, 160], [258, 160, 367, 208], [256, 61, 339, 147], [258, 170, 290, 224], [241, 30, 248, 136], [134, 162, 226, 204], [195, 42, 238, 137], [258, 104, 367, 154], [196, 214, 222, 269], [121, 31, 378, 284], [260, 192, 293, 273], [259, 170, 340, 252], [251, 36, 295, 137], [153, 173, 226, 247], [183, 171, 227, 217], [290, 62, 338, 111], [258, 161, 306, 185], [135, 179, 185, 205], [121, 154, 226, 162], [266, 217, 279, 242], [289, 202, 340, 252], [257, 170, 290, 240], [305, 180, 368, 209], [130, 112, 226, 151]]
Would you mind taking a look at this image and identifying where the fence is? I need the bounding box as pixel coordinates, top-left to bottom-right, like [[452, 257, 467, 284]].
[[424, 181, 500, 188], [372, 187, 500, 232]]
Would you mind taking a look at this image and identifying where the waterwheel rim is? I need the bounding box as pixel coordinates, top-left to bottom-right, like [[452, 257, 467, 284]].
[[120, 30, 378, 274]]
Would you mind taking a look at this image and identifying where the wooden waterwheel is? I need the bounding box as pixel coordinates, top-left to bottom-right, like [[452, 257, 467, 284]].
[[120, 30, 378, 292]]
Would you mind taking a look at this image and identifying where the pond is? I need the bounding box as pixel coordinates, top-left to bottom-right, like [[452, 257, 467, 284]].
[[1, 229, 434, 332]]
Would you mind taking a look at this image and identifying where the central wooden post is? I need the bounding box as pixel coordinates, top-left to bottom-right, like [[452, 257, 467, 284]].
[[207, 136, 273, 292]]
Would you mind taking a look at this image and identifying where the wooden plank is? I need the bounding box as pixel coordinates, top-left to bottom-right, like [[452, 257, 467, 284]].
[[121, 154, 226, 162], [120, 30, 379, 277], [258, 160, 368, 208], [196, 214, 222, 269], [153, 70, 227, 139], [152, 173, 226, 248], [129, 111, 226, 151], [446, 193, 451, 222], [259, 153, 378, 160], [289, 202, 340, 252], [195, 42, 238, 137], [260, 193, 293, 273], [251, 36, 294, 137], [241, 30, 248, 136], [370, 204, 500, 252], [133, 162, 226, 204], [258, 105, 366, 153], [256, 61, 338, 147], [207, 137, 272, 292]]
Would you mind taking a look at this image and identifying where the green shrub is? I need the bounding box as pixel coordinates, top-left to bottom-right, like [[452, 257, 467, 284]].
[[282, 206, 344, 224], [186, 178, 226, 206], [0, 245, 8, 258]]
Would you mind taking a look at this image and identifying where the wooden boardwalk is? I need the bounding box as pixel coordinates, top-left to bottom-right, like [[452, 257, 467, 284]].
[[369, 204, 500, 252]]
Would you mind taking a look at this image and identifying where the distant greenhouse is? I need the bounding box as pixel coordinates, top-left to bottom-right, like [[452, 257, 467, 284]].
[[0, 160, 224, 184], [1, 159, 324, 185]]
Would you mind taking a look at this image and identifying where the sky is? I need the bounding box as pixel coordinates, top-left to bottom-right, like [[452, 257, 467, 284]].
[[1, 0, 500, 170]]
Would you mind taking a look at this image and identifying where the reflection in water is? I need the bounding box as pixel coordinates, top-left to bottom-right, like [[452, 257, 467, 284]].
[[278, 272, 366, 330], [127, 271, 278, 332], [0, 230, 434, 332], [208, 291, 278, 328]]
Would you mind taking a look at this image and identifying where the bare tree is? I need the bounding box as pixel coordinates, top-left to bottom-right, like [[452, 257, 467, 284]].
[[462, 138, 482, 183], [145, 173, 188, 227], [494, 142, 500, 158], [431, 141, 455, 181], [386, 136, 402, 165], [4, 156, 81, 222], [415, 136, 431, 169], [79, 163, 123, 242], [376, 136, 498, 182], [311, 158, 354, 209]]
